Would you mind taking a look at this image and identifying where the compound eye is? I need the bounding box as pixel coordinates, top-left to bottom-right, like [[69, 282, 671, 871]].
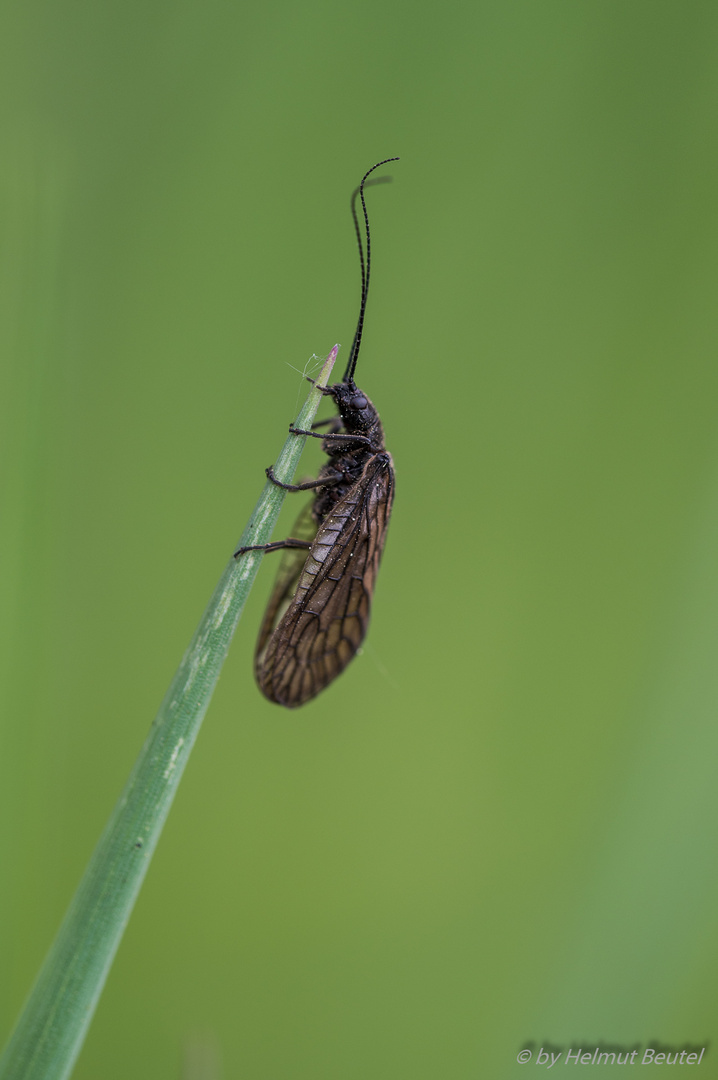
[[350, 393, 368, 410]]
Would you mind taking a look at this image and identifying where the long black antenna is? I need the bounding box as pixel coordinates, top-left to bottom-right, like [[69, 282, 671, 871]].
[[343, 157, 399, 384]]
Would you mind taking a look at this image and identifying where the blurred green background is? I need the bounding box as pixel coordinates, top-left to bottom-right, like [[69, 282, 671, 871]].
[[3, 1, 718, 1076]]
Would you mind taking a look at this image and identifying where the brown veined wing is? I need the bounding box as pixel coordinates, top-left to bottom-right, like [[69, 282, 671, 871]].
[[256, 451, 395, 707]]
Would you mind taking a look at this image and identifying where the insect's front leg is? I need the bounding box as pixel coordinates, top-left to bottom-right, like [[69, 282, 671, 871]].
[[303, 376, 335, 396], [234, 537, 312, 559]]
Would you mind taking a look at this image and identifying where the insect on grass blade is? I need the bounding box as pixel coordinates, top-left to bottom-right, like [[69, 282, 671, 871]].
[[236, 158, 399, 707]]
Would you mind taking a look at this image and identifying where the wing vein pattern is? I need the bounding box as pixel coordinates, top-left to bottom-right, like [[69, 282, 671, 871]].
[[256, 452, 394, 707]]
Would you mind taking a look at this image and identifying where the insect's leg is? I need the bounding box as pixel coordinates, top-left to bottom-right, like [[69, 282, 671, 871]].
[[289, 425, 372, 446], [304, 375, 335, 395], [234, 538, 312, 559], [288, 426, 329, 441], [265, 466, 342, 491], [311, 416, 341, 432]]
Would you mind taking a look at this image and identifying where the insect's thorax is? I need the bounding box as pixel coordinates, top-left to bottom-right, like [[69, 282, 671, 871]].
[[311, 379, 385, 526]]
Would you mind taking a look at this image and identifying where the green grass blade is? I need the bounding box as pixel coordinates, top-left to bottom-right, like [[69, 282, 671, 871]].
[[0, 346, 339, 1080]]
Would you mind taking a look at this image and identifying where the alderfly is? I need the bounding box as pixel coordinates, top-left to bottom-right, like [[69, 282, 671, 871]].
[[235, 158, 398, 707]]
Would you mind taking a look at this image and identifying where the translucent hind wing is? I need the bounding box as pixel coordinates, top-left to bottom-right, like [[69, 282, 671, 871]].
[[255, 502, 318, 666]]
